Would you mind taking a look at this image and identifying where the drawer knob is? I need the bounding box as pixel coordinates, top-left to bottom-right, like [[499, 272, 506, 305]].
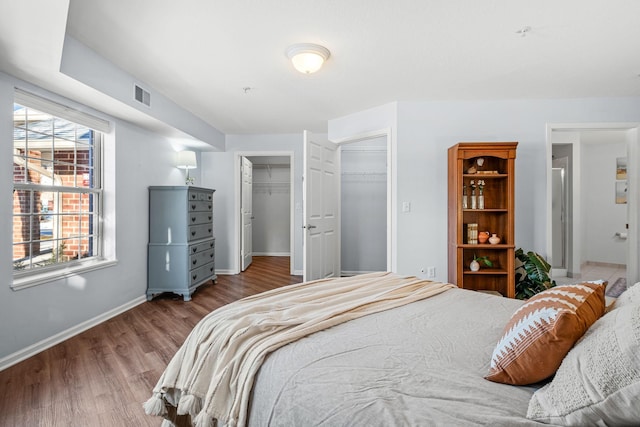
[[192, 259, 197, 265], [191, 217, 196, 222], [192, 247, 197, 253], [192, 274, 197, 280], [208, 228, 212, 233], [191, 204, 196, 210], [191, 231, 196, 237]]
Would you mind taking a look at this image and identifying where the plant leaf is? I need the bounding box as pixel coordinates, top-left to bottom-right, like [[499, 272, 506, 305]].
[[522, 251, 551, 283]]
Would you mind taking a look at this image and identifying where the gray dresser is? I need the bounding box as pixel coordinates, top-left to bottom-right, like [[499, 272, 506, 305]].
[[147, 186, 216, 301]]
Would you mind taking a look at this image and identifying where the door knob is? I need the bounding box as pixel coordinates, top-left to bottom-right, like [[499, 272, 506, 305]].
[[303, 224, 317, 229]]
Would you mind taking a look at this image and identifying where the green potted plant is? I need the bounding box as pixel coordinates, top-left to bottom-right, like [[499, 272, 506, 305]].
[[515, 248, 556, 299], [470, 254, 493, 271]]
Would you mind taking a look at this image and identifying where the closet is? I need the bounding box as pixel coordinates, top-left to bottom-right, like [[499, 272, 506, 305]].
[[340, 138, 387, 275], [248, 156, 291, 256]]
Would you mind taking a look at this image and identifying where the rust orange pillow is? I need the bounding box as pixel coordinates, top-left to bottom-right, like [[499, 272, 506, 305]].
[[486, 282, 606, 385]]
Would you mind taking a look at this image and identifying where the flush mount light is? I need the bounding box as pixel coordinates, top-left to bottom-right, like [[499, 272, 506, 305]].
[[286, 43, 330, 74]]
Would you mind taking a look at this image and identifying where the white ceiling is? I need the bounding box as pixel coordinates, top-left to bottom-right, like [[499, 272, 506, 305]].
[[2, 0, 640, 136]]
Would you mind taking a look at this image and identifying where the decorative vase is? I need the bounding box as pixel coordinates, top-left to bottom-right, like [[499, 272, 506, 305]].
[[478, 194, 485, 209], [489, 234, 501, 245], [470, 259, 480, 271], [478, 231, 489, 244], [462, 185, 468, 209], [471, 190, 477, 209]]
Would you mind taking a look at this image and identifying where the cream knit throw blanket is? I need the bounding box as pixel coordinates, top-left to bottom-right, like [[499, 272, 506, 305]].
[[144, 272, 454, 427]]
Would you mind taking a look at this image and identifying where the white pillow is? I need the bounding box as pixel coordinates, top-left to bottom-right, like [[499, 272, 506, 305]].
[[615, 282, 640, 308], [527, 303, 640, 425]]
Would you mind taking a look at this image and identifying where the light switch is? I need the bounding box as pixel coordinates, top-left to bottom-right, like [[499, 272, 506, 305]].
[[402, 202, 411, 213]]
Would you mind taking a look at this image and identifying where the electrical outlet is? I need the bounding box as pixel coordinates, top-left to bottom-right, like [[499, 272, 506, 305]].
[[427, 266, 436, 278]]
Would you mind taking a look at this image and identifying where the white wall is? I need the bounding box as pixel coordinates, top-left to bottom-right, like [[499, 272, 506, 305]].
[[60, 35, 225, 150], [0, 71, 209, 364], [330, 98, 640, 282], [581, 131, 627, 264], [201, 134, 305, 274]]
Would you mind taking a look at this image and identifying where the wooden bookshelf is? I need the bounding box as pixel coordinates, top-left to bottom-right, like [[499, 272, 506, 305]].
[[447, 142, 518, 298]]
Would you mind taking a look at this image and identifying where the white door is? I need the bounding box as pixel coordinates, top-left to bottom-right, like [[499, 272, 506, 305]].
[[303, 130, 339, 281], [241, 156, 253, 271]]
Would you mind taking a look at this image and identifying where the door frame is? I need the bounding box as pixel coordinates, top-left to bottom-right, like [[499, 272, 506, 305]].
[[546, 122, 640, 284], [330, 127, 395, 272], [234, 151, 295, 275]]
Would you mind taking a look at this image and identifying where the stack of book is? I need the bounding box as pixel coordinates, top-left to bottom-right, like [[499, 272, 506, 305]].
[[467, 223, 478, 244]]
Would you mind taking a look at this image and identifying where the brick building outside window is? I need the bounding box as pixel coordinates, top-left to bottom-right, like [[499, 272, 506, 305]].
[[12, 90, 106, 281]]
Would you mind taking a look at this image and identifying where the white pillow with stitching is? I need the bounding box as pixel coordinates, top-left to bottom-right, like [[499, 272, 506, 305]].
[[615, 282, 640, 308], [527, 302, 640, 425]]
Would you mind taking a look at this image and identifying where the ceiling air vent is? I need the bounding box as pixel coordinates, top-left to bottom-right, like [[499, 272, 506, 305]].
[[134, 84, 151, 107]]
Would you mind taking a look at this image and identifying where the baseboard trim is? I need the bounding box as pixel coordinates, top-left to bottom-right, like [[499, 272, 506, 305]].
[[214, 269, 236, 275], [252, 252, 290, 257], [583, 261, 626, 269], [0, 295, 147, 372], [340, 270, 377, 277]]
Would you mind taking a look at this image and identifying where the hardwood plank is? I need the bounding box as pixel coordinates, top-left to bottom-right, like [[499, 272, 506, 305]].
[[0, 256, 301, 427]]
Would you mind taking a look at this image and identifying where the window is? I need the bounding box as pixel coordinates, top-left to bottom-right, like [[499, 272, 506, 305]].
[[12, 90, 110, 286]]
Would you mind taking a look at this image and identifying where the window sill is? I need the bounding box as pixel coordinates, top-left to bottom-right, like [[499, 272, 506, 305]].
[[11, 258, 118, 291]]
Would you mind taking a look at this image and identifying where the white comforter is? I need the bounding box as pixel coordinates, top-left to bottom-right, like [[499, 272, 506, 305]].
[[145, 272, 454, 427], [248, 287, 555, 426]]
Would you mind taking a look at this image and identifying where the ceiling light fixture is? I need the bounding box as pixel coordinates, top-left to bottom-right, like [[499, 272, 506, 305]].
[[286, 43, 330, 74], [516, 26, 532, 37]]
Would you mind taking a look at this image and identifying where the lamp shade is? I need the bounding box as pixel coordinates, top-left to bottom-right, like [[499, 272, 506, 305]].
[[176, 150, 197, 169], [286, 43, 330, 74]]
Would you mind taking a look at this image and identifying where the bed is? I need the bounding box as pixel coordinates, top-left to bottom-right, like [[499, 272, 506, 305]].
[[145, 272, 640, 427]]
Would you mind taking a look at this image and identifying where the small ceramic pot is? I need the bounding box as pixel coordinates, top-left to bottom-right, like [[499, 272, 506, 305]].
[[489, 234, 501, 245], [478, 231, 489, 244], [470, 259, 480, 271]]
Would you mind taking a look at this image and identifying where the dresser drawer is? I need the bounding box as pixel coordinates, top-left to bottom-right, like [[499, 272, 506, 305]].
[[190, 248, 215, 270], [189, 224, 213, 241], [189, 239, 215, 255], [190, 261, 215, 286], [189, 189, 214, 202], [188, 211, 213, 226], [188, 200, 213, 212]]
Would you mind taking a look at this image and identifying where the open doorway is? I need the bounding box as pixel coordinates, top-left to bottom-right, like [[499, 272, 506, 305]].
[[331, 128, 395, 274], [547, 123, 640, 286], [235, 152, 295, 275], [340, 137, 387, 275]]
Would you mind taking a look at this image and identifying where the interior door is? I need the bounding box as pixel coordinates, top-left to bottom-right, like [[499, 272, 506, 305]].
[[303, 130, 339, 281], [241, 156, 253, 271]]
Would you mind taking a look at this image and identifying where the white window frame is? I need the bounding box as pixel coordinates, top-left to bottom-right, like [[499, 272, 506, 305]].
[[11, 89, 115, 290]]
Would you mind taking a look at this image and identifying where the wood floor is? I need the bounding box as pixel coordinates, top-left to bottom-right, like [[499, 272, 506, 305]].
[[0, 256, 301, 427]]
